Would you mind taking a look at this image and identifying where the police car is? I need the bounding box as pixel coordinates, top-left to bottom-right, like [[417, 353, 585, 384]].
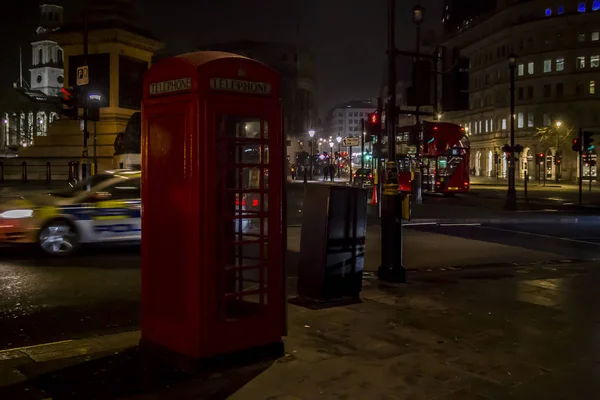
[[0, 170, 141, 256]]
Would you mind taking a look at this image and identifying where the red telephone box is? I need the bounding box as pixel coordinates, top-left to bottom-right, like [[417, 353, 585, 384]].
[[141, 51, 284, 361]]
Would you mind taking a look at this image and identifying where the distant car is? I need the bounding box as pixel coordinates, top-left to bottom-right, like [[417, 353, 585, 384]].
[[0, 170, 141, 256], [352, 168, 374, 187]]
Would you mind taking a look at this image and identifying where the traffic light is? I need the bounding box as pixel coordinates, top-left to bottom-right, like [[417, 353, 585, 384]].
[[583, 131, 595, 151], [442, 48, 470, 111], [60, 86, 80, 119], [555, 154, 562, 165], [494, 153, 499, 164], [365, 112, 381, 139], [536, 153, 544, 163], [572, 138, 581, 152]]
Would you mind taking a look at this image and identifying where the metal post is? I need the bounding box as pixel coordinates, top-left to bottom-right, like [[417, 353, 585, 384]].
[[337, 143, 341, 178], [81, 1, 89, 180], [361, 118, 365, 168], [413, 8, 423, 206], [93, 120, 97, 175], [524, 170, 528, 202], [579, 128, 583, 204], [309, 139, 313, 180], [589, 152, 593, 193], [378, 0, 405, 283], [505, 60, 517, 210], [303, 154, 308, 184], [349, 145, 353, 184]]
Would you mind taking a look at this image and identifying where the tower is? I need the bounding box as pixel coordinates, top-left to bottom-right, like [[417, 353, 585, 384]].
[[29, 4, 64, 97]]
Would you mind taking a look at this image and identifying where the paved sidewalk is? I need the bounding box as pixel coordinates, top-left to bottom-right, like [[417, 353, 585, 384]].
[[1, 261, 600, 399]]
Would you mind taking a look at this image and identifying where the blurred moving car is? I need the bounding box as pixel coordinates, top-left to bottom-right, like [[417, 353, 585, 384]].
[[0, 170, 141, 256], [352, 168, 374, 187]]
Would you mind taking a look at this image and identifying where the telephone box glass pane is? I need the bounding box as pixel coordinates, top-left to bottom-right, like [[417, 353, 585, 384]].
[[218, 115, 270, 319]]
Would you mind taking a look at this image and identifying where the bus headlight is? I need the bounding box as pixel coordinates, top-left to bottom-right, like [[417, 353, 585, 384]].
[[0, 209, 34, 219]]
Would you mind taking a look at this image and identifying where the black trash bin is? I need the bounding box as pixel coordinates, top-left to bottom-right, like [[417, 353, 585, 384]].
[[297, 184, 368, 302]]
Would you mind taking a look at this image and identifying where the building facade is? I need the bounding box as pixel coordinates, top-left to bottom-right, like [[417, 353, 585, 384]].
[[0, 3, 64, 153], [327, 100, 377, 138], [197, 41, 319, 164], [441, 0, 600, 181]]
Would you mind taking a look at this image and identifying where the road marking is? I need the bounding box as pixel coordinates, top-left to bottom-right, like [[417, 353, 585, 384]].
[[0, 339, 73, 354], [403, 222, 438, 226], [479, 226, 600, 246], [439, 223, 482, 227]]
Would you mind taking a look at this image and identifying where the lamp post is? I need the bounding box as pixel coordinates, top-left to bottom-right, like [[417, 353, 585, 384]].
[[505, 53, 517, 211], [378, 0, 405, 283], [555, 121, 562, 183], [336, 135, 342, 178], [308, 129, 315, 180]]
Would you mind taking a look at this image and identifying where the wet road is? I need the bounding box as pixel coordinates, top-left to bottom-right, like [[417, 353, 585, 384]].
[[0, 245, 140, 350], [408, 219, 600, 261]]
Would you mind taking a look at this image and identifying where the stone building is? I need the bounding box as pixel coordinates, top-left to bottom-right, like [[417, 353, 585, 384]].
[[0, 3, 64, 154], [441, 0, 600, 182]]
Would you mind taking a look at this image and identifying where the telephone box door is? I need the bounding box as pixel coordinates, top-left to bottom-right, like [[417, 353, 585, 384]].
[[207, 98, 283, 354]]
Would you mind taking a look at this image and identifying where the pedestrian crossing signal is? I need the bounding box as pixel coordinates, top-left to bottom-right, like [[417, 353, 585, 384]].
[[583, 131, 594, 151]]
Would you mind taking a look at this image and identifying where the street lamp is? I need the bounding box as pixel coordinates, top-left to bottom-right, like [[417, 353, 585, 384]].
[[308, 129, 316, 180], [505, 53, 517, 210], [554, 121, 563, 183]]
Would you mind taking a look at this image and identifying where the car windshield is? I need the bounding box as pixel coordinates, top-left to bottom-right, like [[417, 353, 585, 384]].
[[49, 174, 114, 198]]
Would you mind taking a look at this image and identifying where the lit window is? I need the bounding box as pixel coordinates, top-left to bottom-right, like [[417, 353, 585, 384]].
[[590, 80, 596, 94], [517, 112, 524, 128], [545, 8, 552, 16], [528, 62, 534, 74], [528, 114, 534, 127], [593, 32, 600, 41], [577, 56, 586, 68], [518, 64, 524, 76], [558, 5, 565, 14], [592, 56, 600, 67], [544, 59, 552, 72], [502, 119, 507, 130], [556, 57, 565, 71], [485, 119, 489, 132], [578, 33, 586, 42], [579, 2, 586, 12], [595, 0, 600, 11], [490, 119, 493, 131]]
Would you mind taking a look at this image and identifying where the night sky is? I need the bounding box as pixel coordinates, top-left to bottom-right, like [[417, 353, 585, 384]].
[[0, 0, 442, 118]]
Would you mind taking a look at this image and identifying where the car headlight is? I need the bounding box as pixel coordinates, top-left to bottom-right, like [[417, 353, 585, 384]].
[[0, 209, 34, 219]]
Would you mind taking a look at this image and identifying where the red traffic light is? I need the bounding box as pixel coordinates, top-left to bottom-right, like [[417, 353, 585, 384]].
[[61, 87, 72, 99], [367, 112, 379, 125], [539, 153, 544, 157]]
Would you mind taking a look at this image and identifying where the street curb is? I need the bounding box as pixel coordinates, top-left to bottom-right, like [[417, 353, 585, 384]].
[[362, 258, 599, 277], [290, 215, 597, 228], [0, 331, 140, 387], [403, 216, 586, 225]]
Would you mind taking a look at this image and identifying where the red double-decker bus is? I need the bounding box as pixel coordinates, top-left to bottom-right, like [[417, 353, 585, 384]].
[[420, 121, 470, 194], [395, 121, 470, 194]]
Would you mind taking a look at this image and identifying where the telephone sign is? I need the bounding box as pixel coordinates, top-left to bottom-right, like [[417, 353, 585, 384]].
[[342, 137, 360, 146]]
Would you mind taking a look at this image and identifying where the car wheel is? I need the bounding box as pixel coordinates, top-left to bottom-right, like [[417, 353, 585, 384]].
[[38, 219, 80, 256]]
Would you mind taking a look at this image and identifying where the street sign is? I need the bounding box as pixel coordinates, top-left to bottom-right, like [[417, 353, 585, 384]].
[[77, 66, 89, 86], [342, 137, 360, 147]]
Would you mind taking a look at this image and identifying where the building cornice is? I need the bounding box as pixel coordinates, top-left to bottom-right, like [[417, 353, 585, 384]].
[[51, 28, 163, 54]]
